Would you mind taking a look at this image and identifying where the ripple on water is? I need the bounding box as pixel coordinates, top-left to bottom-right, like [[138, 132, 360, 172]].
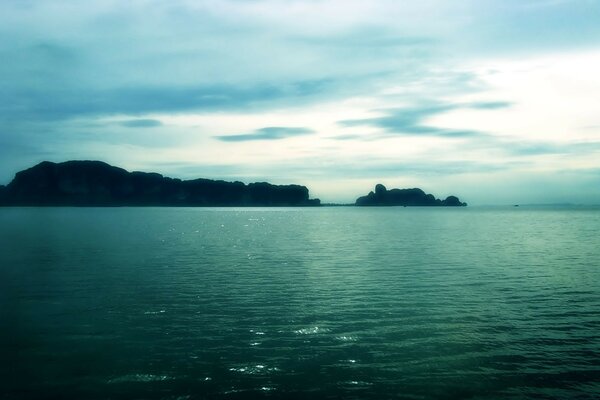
[[228, 365, 281, 375], [340, 381, 374, 389], [294, 326, 331, 335], [336, 335, 358, 342], [108, 374, 173, 384]]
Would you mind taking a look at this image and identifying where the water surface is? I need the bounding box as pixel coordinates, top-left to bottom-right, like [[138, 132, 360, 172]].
[[1, 207, 599, 399]]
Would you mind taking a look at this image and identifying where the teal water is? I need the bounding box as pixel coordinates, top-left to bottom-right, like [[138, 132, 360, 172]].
[[1, 207, 599, 399]]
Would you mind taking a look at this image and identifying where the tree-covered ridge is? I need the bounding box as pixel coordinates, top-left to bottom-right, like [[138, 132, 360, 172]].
[[0, 161, 320, 207], [355, 184, 466, 206]]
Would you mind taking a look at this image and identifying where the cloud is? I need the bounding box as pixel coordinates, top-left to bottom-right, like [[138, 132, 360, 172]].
[[505, 140, 600, 156], [119, 119, 162, 128], [328, 133, 365, 141], [1, 80, 345, 122], [468, 101, 513, 110], [0, 3, 447, 124], [216, 127, 315, 142], [339, 102, 511, 138], [291, 27, 435, 51]]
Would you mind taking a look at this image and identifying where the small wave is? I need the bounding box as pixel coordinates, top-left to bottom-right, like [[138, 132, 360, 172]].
[[143, 310, 166, 315], [228, 365, 280, 375], [336, 335, 358, 342], [341, 380, 373, 388], [294, 326, 331, 335], [108, 374, 173, 383]]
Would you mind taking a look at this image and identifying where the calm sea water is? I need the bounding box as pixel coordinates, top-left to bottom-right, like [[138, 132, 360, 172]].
[[1, 207, 599, 399]]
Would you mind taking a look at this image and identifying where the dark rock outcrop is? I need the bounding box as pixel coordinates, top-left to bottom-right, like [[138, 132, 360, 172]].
[[441, 195, 466, 207], [0, 185, 6, 205], [355, 184, 466, 207], [1, 161, 320, 207]]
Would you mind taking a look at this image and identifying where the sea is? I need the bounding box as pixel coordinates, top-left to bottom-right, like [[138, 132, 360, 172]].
[[1, 206, 599, 399]]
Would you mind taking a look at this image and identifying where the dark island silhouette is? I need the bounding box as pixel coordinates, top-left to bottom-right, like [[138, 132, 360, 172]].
[[0, 161, 320, 207], [356, 184, 467, 206], [0, 161, 468, 207]]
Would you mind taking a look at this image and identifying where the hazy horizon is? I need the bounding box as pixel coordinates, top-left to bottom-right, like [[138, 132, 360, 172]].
[[2, 1, 600, 205]]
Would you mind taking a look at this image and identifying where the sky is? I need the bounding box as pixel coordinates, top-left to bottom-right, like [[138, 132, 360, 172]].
[[1, 0, 600, 204]]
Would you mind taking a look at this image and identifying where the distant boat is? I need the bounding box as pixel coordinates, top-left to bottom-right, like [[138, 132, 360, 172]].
[[514, 204, 519, 207]]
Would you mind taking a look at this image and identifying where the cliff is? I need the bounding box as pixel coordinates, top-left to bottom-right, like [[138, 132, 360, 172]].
[[0, 161, 320, 207], [355, 184, 466, 207]]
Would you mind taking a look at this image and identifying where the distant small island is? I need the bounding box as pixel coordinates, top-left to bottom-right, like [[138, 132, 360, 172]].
[[356, 184, 467, 207], [0, 161, 468, 207], [0, 161, 320, 207]]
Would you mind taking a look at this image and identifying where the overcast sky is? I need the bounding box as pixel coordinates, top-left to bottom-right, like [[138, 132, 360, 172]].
[[1, 0, 600, 204]]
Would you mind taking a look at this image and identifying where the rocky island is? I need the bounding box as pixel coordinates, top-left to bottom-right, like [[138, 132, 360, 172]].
[[0, 161, 469, 207], [356, 184, 467, 207], [0, 161, 320, 207]]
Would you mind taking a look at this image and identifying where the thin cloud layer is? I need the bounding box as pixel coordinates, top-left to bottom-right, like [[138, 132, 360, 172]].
[[339, 102, 512, 138], [120, 119, 163, 128], [216, 127, 315, 142]]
